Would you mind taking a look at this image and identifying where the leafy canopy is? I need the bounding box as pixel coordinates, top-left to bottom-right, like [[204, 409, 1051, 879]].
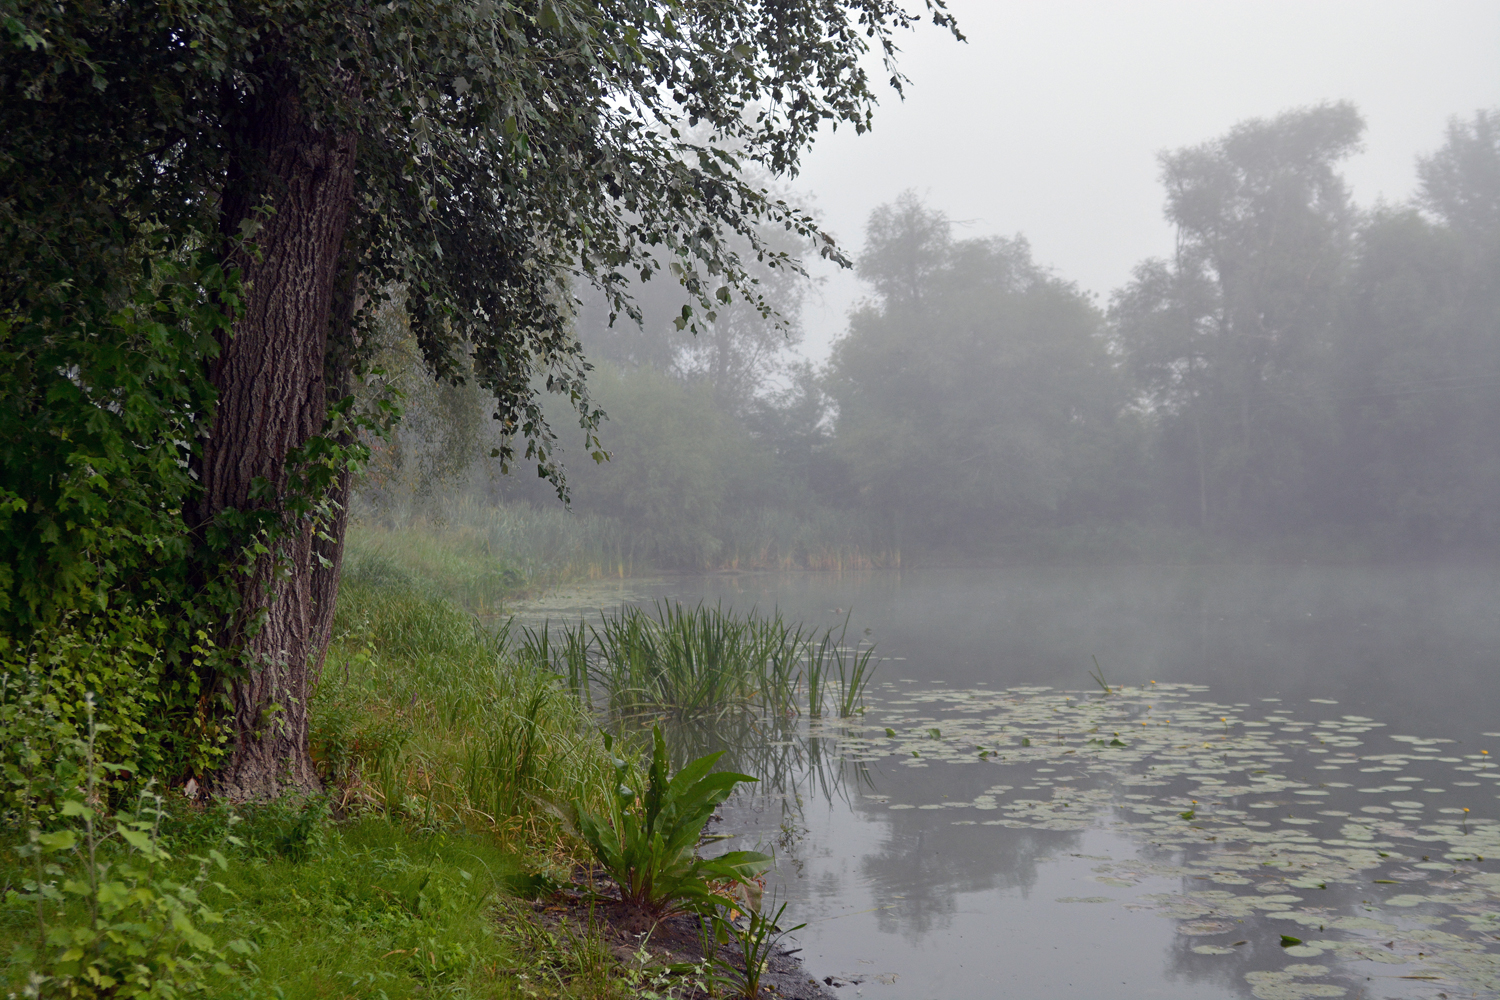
[[1, 0, 961, 784], [3, 0, 961, 498]]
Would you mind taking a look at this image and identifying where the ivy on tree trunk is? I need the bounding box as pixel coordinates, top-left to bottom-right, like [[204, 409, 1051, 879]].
[[195, 74, 360, 799]]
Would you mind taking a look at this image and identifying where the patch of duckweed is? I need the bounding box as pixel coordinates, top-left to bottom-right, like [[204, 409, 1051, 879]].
[[795, 682, 1500, 998]]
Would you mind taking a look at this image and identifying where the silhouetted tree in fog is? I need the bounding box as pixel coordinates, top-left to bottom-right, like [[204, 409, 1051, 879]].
[[1113, 102, 1363, 535], [827, 193, 1129, 543]]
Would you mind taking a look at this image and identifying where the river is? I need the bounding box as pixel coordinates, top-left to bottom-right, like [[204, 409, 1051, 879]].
[[509, 564, 1500, 999]]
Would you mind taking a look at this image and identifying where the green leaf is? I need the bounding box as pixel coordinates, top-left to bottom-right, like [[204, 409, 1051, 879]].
[[118, 827, 155, 853], [37, 830, 77, 851], [96, 880, 130, 907], [699, 850, 773, 882]]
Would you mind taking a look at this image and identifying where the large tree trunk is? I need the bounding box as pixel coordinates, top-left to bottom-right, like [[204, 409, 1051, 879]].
[[196, 75, 358, 800]]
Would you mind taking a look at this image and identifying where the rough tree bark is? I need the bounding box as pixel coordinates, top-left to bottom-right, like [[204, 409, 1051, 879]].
[[195, 74, 358, 800], [308, 254, 361, 678]]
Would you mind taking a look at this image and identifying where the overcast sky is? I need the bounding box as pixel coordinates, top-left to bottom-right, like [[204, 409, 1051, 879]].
[[788, 0, 1500, 363]]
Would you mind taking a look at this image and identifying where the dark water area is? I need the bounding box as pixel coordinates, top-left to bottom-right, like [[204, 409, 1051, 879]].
[[511, 565, 1500, 999]]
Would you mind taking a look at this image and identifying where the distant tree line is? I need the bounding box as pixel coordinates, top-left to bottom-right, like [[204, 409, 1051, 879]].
[[1112, 103, 1500, 550], [365, 103, 1498, 562]]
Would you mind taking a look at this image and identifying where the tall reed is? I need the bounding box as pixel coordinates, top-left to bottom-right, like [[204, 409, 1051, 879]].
[[515, 601, 877, 723], [800, 615, 877, 718], [586, 602, 809, 721]]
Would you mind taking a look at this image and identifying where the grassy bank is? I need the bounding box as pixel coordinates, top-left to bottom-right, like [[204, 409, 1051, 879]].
[[0, 562, 700, 999], [1, 799, 689, 1000], [312, 562, 619, 843], [2, 535, 869, 1000]]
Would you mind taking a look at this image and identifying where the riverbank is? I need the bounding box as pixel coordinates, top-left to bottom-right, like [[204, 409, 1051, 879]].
[[0, 555, 825, 999]]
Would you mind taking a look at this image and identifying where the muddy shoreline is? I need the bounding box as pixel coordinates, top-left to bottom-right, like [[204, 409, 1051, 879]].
[[524, 875, 836, 1000]]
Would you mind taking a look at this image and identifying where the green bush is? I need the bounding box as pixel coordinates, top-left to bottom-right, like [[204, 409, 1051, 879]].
[[4, 697, 251, 999], [0, 611, 223, 820]]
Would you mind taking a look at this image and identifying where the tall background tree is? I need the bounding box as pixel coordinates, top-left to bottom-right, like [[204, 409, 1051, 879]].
[[1112, 102, 1364, 536], [1320, 110, 1500, 545], [826, 193, 1129, 544], [1, 0, 960, 798]]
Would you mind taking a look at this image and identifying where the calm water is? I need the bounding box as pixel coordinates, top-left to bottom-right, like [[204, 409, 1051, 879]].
[[510, 565, 1500, 999]]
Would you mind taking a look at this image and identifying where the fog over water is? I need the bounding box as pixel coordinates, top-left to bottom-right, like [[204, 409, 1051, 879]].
[[625, 565, 1500, 741], [510, 566, 1500, 998], [371, 5, 1500, 997]]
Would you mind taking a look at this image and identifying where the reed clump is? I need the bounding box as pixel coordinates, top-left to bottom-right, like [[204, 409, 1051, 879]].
[[518, 601, 879, 722]]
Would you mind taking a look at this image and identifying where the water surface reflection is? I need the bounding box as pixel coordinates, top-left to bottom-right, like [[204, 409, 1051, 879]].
[[509, 565, 1500, 998]]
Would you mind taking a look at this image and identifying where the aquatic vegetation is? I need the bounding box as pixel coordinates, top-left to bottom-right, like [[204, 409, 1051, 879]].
[[1088, 655, 1111, 695], [516, 620, 591, 706], [585, 602, 804, 719], [565, 727, 772, 915], [521, 601, 878, 722], [774, 682, 1500, 998], [805, 615, 879, 718]]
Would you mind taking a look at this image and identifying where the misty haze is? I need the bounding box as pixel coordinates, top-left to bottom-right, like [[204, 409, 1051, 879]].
[[5, 3, 1498, 1000], [354, 98, 1500, 999]]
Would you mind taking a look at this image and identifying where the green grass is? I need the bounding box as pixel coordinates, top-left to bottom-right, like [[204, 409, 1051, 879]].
[[210, 818, 529, 1000], [314, 563, 618, 848], [219, 817, 688, 1000], [3, 543, 853, 1000]]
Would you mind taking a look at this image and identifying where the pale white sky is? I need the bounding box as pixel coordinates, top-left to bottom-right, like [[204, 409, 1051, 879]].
[[789, 0, 1500, 363]]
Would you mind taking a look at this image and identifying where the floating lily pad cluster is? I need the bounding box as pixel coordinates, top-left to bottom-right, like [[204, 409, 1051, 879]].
[[801, 683, 1500, 999]]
